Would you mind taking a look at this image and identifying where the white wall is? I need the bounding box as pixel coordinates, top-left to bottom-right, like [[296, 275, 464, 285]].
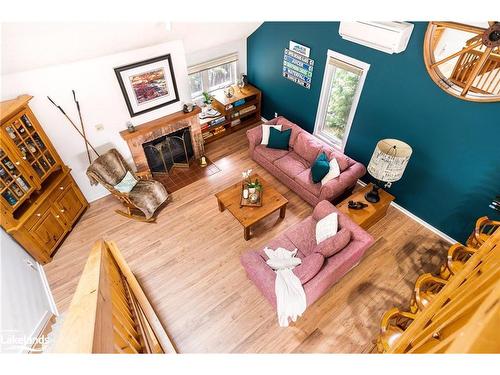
[[1, 40, 191, 202], [186, 38, 248, 76], [0, 230, 57, 353]]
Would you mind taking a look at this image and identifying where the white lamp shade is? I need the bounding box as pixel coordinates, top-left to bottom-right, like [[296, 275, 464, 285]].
[[367, 139, 412, 183]]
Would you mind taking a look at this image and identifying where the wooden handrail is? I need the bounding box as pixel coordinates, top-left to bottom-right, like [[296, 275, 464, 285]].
[[52, 240, 176, 353], [381, 228, 500, 353]]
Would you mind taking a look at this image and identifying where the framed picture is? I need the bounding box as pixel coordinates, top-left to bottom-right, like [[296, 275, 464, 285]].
[[114, 54, 180, 117]]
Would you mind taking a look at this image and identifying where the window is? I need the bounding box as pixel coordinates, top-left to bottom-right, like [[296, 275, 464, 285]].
[[188, 53, 238, 100], [313, 50, 370, 151]]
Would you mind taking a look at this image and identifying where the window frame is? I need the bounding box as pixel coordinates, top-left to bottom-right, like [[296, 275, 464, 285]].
[[313, 50, 370, 152], [188, 53, 239, 101]]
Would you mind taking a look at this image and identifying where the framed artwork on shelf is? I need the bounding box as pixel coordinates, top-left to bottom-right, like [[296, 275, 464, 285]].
[[114, 54, 180, 117]]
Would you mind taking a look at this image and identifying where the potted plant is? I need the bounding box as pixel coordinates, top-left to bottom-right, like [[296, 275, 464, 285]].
[[202, 92, 213, 107], [247, 179, 262, 194]]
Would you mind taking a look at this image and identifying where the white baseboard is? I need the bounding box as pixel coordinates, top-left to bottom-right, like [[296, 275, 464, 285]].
[[37, 262, 59, 316], [357, 180, 457, 244]]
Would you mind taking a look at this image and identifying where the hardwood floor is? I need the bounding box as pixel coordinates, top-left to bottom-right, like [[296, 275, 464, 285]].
[[43, 123, 450, 353]]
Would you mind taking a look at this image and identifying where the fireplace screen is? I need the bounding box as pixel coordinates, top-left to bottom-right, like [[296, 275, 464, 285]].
[[142, 127, 194, 173]]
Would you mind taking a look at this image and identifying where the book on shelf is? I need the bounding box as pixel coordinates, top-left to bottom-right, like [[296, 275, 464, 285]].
[[239, 105, 257, 115], [210, 116, 226, 126], [203, 127, 226, 140], [233, 99, 246, 107]]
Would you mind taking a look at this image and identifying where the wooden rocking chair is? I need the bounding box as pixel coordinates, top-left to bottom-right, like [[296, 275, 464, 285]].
[[86, 148, 170, 222]]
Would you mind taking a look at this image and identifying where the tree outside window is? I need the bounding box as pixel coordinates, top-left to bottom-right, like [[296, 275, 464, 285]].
[[313, 51, 369, 151]]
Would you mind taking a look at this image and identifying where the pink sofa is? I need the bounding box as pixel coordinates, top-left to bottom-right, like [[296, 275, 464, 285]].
[[247, 116, 366, 206], [240, 200, 374, 309]]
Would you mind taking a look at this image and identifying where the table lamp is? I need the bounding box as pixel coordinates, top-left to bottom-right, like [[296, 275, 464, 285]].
[[365, 139, 412, 203]]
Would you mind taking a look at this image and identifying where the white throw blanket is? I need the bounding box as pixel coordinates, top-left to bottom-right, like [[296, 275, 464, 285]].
[[264, 247, 307, 327]]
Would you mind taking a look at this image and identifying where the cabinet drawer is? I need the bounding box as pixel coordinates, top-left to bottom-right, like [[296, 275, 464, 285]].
[[24, 197, 53, 230], [52, 174, 73, 200]]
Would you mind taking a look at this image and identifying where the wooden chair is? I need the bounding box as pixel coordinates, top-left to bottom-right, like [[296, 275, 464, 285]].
[[466, 216, 500, 249], [86, 148, 170, 222], [440, 244, 477, 279], [411, 273, 447, 311], [377, 308, 416, 352]]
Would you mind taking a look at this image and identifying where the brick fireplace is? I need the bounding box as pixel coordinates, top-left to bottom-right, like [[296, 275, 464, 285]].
[[119, 107, 203, 173]]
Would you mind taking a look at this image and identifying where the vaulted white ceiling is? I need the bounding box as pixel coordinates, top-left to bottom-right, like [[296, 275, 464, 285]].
[[1, 22, 262, 75]]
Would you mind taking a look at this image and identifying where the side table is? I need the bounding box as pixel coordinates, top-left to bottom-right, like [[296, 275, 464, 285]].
[[336, 183, 395, 230]]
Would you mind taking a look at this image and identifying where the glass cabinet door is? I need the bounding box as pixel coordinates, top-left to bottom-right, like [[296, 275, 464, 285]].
[[2, 111, 58, 182], [0, 145, 36, 209]]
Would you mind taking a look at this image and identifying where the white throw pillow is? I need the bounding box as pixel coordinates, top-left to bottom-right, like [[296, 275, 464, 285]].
[[315, 212, 338, 244], [261, 125, 282, 145], [113, 171, 138, 193], [321, 157, 341, 185]]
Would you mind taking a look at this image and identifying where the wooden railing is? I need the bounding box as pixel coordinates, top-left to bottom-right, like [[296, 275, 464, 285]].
[[52, 240, 176, 353], [450, 48, 500, 95], [377, 224, 500, 353]]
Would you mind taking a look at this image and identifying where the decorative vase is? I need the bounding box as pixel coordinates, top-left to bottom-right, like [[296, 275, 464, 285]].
[[243, 189, 249, 199], [248, 187, 256, 194]]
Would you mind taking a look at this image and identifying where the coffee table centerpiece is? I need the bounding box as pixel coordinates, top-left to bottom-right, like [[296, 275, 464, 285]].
[[241, 169, 263, 207], [215, 172, 288, 240]]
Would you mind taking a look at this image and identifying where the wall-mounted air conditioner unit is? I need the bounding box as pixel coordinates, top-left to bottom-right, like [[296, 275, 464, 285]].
[[339, 21, 414, 54]]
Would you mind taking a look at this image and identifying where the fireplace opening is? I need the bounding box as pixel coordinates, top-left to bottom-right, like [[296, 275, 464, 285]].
[[142, 127, 194, 173]]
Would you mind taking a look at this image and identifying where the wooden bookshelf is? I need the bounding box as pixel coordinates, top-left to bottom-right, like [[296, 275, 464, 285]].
[[201, 84, 261, 144]]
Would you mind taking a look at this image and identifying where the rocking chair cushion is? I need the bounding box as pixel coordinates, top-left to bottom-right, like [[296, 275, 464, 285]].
[[86, 148, 170, 220], [114, 171, 138, 193], [128, 180, 169, 219]]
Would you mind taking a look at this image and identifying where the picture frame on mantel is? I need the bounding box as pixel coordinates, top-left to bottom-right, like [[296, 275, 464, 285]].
[[114, 54, 180, 117]]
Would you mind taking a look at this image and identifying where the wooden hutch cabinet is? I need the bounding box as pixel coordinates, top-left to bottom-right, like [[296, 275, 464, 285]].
[[0, 95, 88, 264]]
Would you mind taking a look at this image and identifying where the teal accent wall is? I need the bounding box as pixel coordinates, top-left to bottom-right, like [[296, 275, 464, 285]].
[[247, 22, 500, 242]]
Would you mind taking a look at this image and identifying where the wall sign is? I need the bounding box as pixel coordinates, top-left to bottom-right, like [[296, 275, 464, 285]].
[[289, 41, 310, 57], [282, 46, 314, 89]]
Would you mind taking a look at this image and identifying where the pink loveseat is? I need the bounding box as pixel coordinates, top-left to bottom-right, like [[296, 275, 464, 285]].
[[240, 200, 374, 309], [247, 117, 366, 206]]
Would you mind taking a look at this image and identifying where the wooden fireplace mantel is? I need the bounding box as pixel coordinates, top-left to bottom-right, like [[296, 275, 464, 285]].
[[119, 107, 201, 140], [119, 107, 203, 172]]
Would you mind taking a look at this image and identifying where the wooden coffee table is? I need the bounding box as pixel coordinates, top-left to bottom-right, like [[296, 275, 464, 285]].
[[215, 174, 288, 240]]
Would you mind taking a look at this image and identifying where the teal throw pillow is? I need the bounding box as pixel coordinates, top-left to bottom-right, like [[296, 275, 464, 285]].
[[311, 152, 330, 183], [267, 127, 291, 150]]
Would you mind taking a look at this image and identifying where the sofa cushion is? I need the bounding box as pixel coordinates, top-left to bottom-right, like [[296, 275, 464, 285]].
[[293, 253, 325, 284], [321, 157, 341, 185], [293, 133, 323, 164], [285, 216, 317, 256], [311, 152, 330, 183], [254, 144, 289, 163], [261, 233, 297, 256], [271, 117, 302, 147], [323, 148, 351, 172], [315, 212, 338, 244], [314, 227, 352, 258], [313, 200, 337, 221], [261, 124, 282, 145], [267, 127, 291, 150], [294, 169, 321, 197], [274, 152, 309, 178]]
